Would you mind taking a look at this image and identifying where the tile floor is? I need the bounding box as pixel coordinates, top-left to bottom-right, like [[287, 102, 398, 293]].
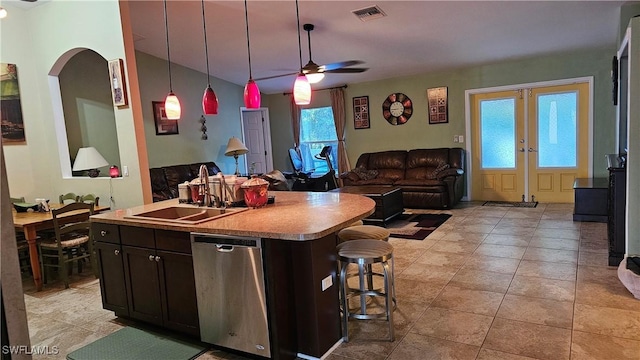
[[22, 202, 640, 360]]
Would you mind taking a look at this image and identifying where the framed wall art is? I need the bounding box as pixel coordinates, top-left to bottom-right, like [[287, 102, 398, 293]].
[[108, 59, 128, 107], [427, 86, 448, 124], [153, 101, 179, 135], [0, 63, 26, 143], [352, 95, 370, 129]]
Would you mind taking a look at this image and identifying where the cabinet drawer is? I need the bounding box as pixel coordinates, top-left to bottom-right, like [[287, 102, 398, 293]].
[[121, 225, 155, 247], [93, 223, 120, 244], [155, 229, 191, 254]]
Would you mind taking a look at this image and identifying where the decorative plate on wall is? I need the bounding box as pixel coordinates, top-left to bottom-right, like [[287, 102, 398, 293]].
[[382, 92, 413, 125]]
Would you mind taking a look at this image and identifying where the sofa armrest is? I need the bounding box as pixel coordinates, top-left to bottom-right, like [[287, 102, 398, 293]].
[[437, 168, 464, 180]]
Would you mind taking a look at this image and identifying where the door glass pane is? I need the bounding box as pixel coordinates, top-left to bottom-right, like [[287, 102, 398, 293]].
[[537, 92, 577, 167], [480, 98, 515, 168]]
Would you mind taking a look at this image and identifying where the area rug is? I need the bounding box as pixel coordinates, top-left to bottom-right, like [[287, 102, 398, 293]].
[[386, 213, 451, 240], [483, 201, 538, 208], [66, 327, 208, 360]]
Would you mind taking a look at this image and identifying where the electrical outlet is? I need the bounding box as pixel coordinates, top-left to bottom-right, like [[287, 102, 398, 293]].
[[321, 275, 333, 291], [458, 135, 464, 143], [123, 165, 129, 177], [453, 135, 459, 143]]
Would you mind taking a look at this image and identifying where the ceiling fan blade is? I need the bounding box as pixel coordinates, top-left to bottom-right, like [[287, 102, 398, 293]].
[[324, 67, 369, 74], [320, 60, 365, 72], [253, 72, 298, 81]]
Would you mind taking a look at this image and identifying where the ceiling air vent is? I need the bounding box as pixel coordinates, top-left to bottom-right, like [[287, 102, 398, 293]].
[[352, 5, 386, 22]]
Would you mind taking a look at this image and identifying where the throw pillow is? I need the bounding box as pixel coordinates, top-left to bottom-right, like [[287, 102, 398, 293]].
[[426, 163, 450, 179], [353, 167, 379, 181]]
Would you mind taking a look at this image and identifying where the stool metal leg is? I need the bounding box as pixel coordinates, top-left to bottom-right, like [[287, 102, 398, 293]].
[[382, 260, 394, 341], [358, 262, 367, 315], [339, 261, 350, 342]]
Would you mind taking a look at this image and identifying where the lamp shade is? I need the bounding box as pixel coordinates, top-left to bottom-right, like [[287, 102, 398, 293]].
[[305, 72, 324, 84], [244, 79, 261, 109], [225, 137, 249, 156], [164, 92, 181, 119], [202, 85, 218, 114], [73, 147, 109, 177], [293, 73, 311, 105]]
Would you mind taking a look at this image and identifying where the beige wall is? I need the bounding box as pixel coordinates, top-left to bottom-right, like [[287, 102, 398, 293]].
[[1, 0, 145, 209]]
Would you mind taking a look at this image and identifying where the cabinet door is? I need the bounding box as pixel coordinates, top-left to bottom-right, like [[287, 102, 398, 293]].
[[156, 250, 200, 337], [122, 246, 163, 326], [95, 242, 128, 316]]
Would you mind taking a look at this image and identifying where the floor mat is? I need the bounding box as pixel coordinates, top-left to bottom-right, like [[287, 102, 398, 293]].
[[66, 327, 208, 360], [386, 213, 451, 240], [482, 201, 538, 208]]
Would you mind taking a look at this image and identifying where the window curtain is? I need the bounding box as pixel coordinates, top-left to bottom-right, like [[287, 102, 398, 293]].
[[330, 88, 351, 185], [289, 94, 301, 150]]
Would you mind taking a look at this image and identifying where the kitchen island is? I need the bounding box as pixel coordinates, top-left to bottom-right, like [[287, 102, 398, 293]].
[[90, 191, 375, 360]]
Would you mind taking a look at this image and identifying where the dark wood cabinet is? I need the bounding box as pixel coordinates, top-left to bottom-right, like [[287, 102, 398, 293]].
[[94, 224, 199, 337], [607, 155, 626, 266], [95, 241, 128, 315]]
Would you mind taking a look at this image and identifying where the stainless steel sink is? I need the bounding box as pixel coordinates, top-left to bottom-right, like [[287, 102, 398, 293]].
[[125, 206, 247, 224]]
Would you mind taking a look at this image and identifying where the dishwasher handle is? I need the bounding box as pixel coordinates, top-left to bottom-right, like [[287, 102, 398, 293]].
[[215, 244, 235, 252]]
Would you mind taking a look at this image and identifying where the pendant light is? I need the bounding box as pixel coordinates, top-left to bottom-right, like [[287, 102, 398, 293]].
[[243, 0, 260, 108], [201, 0, 218, 114], [293, 0, 311, 105], [163, 0, 181, 119]]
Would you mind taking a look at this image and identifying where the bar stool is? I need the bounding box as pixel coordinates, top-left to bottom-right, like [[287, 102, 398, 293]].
[[338, 239, 396, 342]]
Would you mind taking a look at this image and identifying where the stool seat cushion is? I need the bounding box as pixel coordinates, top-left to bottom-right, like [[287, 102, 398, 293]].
[[338, 225, 391, 242], [338, 239, 394, 264]]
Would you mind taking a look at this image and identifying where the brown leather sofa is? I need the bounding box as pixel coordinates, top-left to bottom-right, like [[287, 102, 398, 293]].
[[340, 148, 465, 209], [149, 162, 221, 202]]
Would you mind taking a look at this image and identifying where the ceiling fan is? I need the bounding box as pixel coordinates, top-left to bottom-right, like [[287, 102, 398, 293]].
[[255, 23, 368, 82]]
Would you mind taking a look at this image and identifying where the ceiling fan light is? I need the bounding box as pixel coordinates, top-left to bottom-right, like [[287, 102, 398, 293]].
[[293, 73, 311, 105], [202, 85, 218, 115], [244, 78, 261, 108], [305, 72, 324, 84], [164, 92, 181, 119]]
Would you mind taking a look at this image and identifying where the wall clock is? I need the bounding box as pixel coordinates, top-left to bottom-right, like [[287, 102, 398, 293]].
[[382, 92, 413, 125]]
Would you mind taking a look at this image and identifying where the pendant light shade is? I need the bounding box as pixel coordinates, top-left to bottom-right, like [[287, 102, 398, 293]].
[[203, 86, 218, 114], [165, 92, 181, 119], [244, 78, 261, 108], [163, 0, 181, 119], [201, 0, 218, 115], [294, 73, 311, 105], [293, 0, 312, 105], [243, 0, 261, 109]]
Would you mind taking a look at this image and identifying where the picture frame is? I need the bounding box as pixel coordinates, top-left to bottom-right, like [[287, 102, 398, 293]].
[[153, 101, 179, 135], [352, 95, 370, 129], [108, 59, 128, 107], [427, 86, 448, 124], [0, 63, 26, 144]]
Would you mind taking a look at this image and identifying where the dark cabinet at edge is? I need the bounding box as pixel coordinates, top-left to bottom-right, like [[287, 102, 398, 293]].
[[93, 223, 200, 337]]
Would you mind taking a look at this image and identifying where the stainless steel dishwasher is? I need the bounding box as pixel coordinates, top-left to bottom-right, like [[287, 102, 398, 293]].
[[191, 233, 270, 358]]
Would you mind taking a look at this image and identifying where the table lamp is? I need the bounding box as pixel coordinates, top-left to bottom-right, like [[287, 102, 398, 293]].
[[72, 147, 109, 177], [224, 137, 249, 176]]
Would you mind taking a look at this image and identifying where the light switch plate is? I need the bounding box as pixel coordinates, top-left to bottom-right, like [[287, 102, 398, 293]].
[[321, 275, 333, 291], [458, 135, 464, 143]]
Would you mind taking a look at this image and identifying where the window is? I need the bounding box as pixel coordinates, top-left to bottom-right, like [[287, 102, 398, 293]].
[[300, 107, 338, 175]]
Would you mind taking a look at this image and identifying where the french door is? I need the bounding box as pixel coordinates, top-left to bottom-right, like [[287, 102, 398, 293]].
[[470, 82, 590, 203]]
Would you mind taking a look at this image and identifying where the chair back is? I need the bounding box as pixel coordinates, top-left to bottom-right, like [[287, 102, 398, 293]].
[[59, 193, 79, 204], [51, 202, 94, 247], [10, 196, 25, 204], [80, 194, 99, 206], [289, 148, 304, 172]]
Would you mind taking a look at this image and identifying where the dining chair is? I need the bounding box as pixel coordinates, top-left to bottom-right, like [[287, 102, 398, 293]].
[[80, 194, 99, 206], [10, 196, 26, 203], [59, 193, 80, 204], [38, 202, 95, 289]]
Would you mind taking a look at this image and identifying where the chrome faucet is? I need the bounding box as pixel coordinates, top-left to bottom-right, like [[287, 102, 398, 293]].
[[198, 165, 210, 206]]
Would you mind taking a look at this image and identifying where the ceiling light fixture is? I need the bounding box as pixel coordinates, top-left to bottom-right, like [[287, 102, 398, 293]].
[[163, 0, 181, 119], [243, 0, 260, 109], [293, 0, 311, 105], [302, 24, 324, 84], [201, 0, 218, 115], [0, 7, 8, 19]]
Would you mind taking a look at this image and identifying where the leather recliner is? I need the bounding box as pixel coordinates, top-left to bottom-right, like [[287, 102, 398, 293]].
[[149, 162, 221, 202]]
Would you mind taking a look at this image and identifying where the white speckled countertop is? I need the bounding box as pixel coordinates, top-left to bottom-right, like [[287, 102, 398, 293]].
[[90, 191, 375, 240]]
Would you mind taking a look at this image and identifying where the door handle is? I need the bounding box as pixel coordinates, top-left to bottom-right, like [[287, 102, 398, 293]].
[[148, 255, 155, 261], [114, 249, 120, 256], [519, 148, 525, 152], [155, 256, 161, 262], [528, 148, 538, 152]]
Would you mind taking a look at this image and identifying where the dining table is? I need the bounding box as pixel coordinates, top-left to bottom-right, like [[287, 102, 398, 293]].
[[12, 203, 110, 291]]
